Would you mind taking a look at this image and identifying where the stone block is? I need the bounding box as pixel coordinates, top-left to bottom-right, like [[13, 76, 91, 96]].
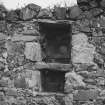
[[20, 3, 41, 20], [24, 42, 42, 61], [74, 89, 99, 101], [25, 70, 42, 91], [0, 80, 8, 87], [68, 5, 82, 19], [100, 0, 105, 8], [0, 33, 7, 41], [0, 21, 7, 32], [71, 33, 96, 64], [12, 34, 40, 42], [37, 9, 53, 19], [6, 88, 17, 97], [65, 71, 85, 93], [54, 7, 67, 20], [0, 92, 5, 101], [90, 8, 103, 17], [14, 77, 27, 89], [6, 41, 25, 55]]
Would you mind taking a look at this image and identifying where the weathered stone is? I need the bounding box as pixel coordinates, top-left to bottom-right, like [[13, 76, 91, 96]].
[[24, 42, 42, 61], [64, 94, 73, 105], [6, 10, 19, 21], [94, 53, 104, 68], [14, 76, 27, 89], [98, 16, 105, 27], [25, 70, 42, 91], [0, 92, 5, 101], [17, 97, 26, 105], [54, 7, 67, 20], [89, 0, 98, 8], [0, 61, 5, 71], [37, 9, 53, 19], [72, 22, 80, 34], [6, 88, 17, 97], [34, 62, 72, 72], [65, 71, 86, 93], [0, 33, 7, 41], [18, 28, 40, 35], [84, 78, 96, 85], [100, 0, 105, 8], [0, 101, 7, 105], [78, 11, 93, 19], [74, 89, 99, 101], [90, 8, 103, 17], [7, 54, 25, 67], [100, 89, 105, 96], [0, 80, 8, 87], [68, 5, 82, 19], [6, 97, 17, 105], [0, 4, 7, 20], [12, 34, 40, 42], [80, 26, 91, 33], [71, 33, 96, 64], [20, 3, 41, 20], [0, 21, 7, 32], [75, 19, 91, 33], [78, 71, 89, 78], [77, 0, 88, 3], [96, 77, 105, 86], [6, 41, 24, 55]]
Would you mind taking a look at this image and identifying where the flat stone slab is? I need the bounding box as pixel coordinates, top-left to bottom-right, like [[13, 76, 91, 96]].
[[11, 34, 40, 42], [73, 89, 99, 101], [34, 62, 72, 72]]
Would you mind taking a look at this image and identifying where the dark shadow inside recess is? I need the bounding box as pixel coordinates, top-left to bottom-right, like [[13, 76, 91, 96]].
[[41, 69, 65, 93], [39, 21, 71, 63]]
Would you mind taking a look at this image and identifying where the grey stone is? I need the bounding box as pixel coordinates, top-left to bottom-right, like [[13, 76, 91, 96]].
[[24, 42, 42, 61], [96, 77, 105, 86], [64, 94, 73, 105], [71, 33, 96, 64], [89, 0, 98, 8], [0, 33, 7, 41], [100, 0, 105, 8], [54, 7, 67, 20], [0, 80, 8, 87], [68, 5, 82, 19], [37, 9, 53, 19], [6, 88, 17, 97], [35, 62, 72, 72], [14, 77, 27, 89], [74, 89, 99, 101], [6, 41, 25, 55], [65, 71, 86, 93], [20, 3, 41, 20], [84, 78, 96, 85], [90, 8, 103, 17], [25, 70, 42, 91], [0, 101, 7, 105], [0, 21, 7, 32], [0, 92, 5, 101], [11, 34, 40, 42], [6, 10, 19, 21], [0, 62, 5, 71]]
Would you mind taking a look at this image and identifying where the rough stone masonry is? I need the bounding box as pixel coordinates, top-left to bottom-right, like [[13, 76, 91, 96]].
[[0, 0, 105, 105]]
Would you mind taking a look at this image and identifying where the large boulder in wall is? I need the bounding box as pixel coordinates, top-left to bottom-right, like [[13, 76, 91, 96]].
[[71, 33, 96, 65], [68, 5, 82, 19]]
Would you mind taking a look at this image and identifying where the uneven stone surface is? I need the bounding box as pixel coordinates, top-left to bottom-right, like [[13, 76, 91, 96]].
[[24, 42, 42, 61], [1, 1, 105, 105], [71, 33, 96, 64]]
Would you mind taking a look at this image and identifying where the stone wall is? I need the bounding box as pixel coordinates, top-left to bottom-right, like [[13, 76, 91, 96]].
[[67, 0, 105, 105], [0, 1, 105, 105]]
